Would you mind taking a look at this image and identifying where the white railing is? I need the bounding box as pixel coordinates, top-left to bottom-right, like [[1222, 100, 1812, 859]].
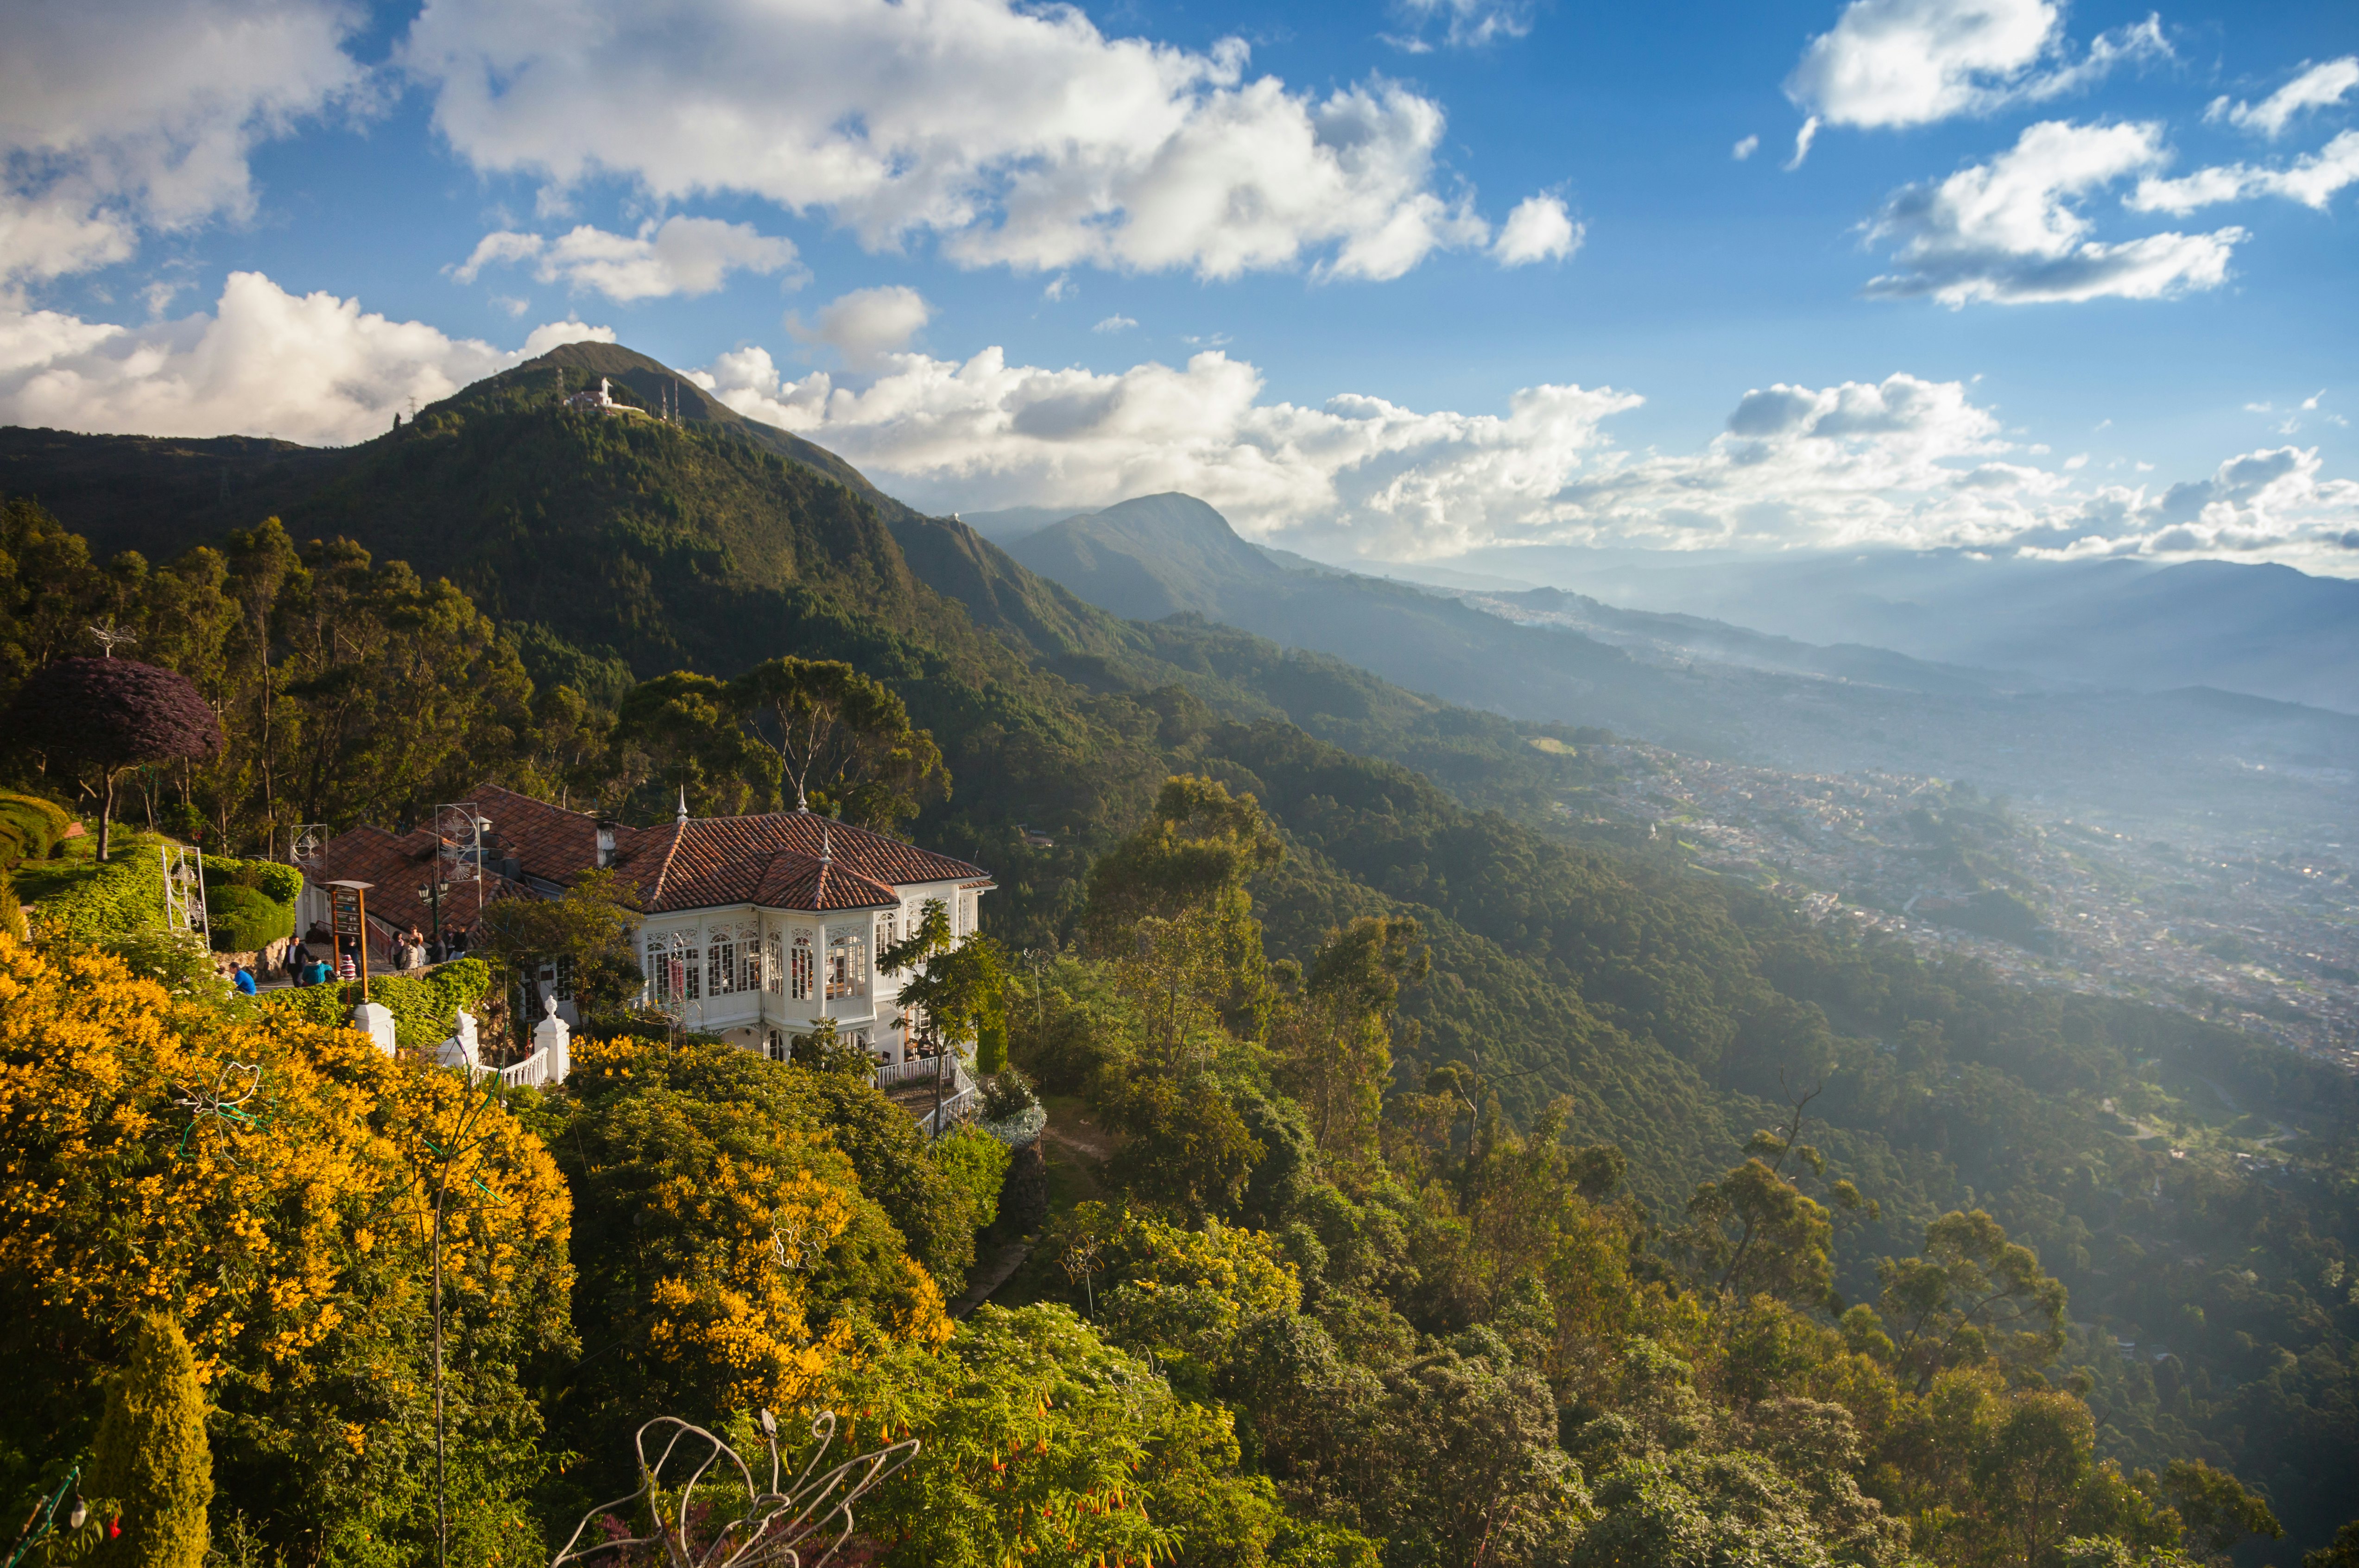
[[874, 1054, 955, 1089], [465, 1047, 557, 1089], [920, 1085, 979, 1139]]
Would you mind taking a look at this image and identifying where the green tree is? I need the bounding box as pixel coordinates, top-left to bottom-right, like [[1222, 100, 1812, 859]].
[[729, 655, 947, 831], [1878, 1209, 2068, 1392], [2162, 1459, 2282, 1566], [84, 1313, 212, 1568], [1281, 917, 1426, 1161], [475, 865, 644, 1018], [880, 898, 1011, 1075]]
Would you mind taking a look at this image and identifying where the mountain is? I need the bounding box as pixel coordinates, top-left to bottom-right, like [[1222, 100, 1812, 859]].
[[1435, 543, 2359, 715], [1004, 491, 2359, 838], [6, 348, 2356, 1549], [1010, 492, 1288, 620]]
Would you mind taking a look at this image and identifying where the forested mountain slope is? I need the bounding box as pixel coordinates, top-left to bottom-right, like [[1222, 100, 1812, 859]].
[[5, 350, 2357, 1545]]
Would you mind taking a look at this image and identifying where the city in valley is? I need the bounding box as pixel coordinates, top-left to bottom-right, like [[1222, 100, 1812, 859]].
[[1555, 741, 2359, 1075]]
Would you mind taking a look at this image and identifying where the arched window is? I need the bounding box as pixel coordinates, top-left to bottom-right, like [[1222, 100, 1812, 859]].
[[707, 926, 738, 996], [648, 930, 699, 1003], [765, 931, 783, 994], [789, 932, 815, 1001], [738, 923, 763, 993]]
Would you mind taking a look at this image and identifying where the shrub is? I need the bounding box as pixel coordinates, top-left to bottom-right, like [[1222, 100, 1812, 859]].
[[980, 1068, 1039, 1122], [85, 1313, 213, 1568], [207, 885, 294, 954], [20, 832, 167, 944], [201, 854, 303, 905], [931, 1124, 1014, 1241]]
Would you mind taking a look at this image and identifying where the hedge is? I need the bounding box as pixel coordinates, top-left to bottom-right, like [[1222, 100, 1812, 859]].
[[208, 884, 295, 953], [201, 854, 304, 905], [259, 958, 495, 1049], [0, 793, 71, 870], [930, 1123, 1013, 1237]]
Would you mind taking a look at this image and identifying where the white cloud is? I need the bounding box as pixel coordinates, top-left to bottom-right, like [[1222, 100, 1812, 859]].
[[2126, 130, 2359, 215], [691, 341, 2359, 570], [1786, 118, 1821, 170], [1784, 0, 2166, 136], [401, 0, 1507, 283], [1390, 0, 1536, 50], [0, 0, 364, 287], [1092, 315, 1138, 334], [788, 285, 931, 370], [2207, 57, 2359, 139], [0, 270, 611, 443], [1492, 195, 1583, 266], [1042, 275, 1074, 302], [1864, 120, 2244, 305], [451, 215, 800, 301], [1733, 135, 1760, 161]]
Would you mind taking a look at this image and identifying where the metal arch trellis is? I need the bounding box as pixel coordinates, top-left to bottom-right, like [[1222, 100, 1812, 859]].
[[432, 802, 487, 921], [550, 1408, 919, 1568], [160, 843, 208, 947]]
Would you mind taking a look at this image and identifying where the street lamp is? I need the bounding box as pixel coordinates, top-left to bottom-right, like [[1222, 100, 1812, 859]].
[[417, 877, 453, 958]]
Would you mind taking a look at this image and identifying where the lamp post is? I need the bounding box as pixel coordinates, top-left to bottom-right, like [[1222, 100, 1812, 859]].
[[417, 876, 452, 959]]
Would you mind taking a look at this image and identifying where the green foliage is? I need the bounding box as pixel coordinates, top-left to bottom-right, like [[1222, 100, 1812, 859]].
[[475, 866, 642, 1015], [83, 1314, 213, 1568], [203, 885, 292, 954], [255, 957, 492, 1047], [932, 1124, 1014, 1241], [198, 854, 302, 904], [1878, 1209, 2069, 1392], [838, 1303, 1285, 1568]]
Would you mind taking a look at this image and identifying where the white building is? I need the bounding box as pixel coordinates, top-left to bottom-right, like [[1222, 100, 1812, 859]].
[[307, 781, 992, 1065]]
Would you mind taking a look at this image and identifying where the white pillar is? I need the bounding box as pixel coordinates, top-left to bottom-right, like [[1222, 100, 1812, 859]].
[[532, 995, 571, 1086], [434, 1008, 481, 1072], [351, 1002, 397, 1056]]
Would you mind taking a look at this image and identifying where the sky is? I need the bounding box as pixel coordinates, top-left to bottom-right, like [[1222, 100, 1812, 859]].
[[2, 0, 2356, 573]]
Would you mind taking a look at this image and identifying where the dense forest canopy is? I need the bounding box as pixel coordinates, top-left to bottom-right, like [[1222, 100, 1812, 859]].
[[1, 365, 2354, 1562]]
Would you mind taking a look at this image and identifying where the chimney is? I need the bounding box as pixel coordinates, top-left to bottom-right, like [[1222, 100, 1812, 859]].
[[595, 820, 618, 869]]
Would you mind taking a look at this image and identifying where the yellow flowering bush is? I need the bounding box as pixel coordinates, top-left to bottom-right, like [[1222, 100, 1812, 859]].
[[553, 1035, 953, 1502], [0, 932, 575, 1564]]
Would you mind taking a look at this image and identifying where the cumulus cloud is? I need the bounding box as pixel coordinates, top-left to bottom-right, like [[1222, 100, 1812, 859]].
[[788, 285, 932, 371], [1733, 135, 1760, 161], [1863, 120, 2244, 305], [689, 342, 2359, 571], [452, 215, 800, 301], [0, 271, 610, 444], [1492, 196, 1583, 266], [1783, 0, 2165, 149], [2126, 130, 2359, 215], [2207, 57, 2359, 139], [400, 0, 1512, 282], [1, 0, 364, 286], [1092, 315, 1138, 334]]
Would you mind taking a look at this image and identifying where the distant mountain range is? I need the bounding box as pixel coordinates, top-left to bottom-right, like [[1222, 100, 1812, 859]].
[[1003, 493, 2359, 836], [1421, 543, 2359, 717]]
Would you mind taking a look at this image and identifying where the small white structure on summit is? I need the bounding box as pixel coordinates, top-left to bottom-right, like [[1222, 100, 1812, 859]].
[[563, 377, 648, 417]]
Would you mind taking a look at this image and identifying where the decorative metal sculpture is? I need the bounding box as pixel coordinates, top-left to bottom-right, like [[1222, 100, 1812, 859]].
[[432, 802, 489, 922], [160, 842, 209, 946], [550, 1407, 918, 1568], [173, 1061, 266, 1158], [770, 1220, 822, 1273], [290, 823, 329, 872]]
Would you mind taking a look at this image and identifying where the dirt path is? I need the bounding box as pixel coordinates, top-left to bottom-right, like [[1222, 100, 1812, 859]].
[[952, 1240, 1032, 1317]]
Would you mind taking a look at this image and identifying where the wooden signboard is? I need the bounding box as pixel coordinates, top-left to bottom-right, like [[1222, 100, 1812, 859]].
[[325, 880, 373, 1001]]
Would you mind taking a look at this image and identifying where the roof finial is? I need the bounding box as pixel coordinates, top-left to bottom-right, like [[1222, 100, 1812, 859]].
[[819, 821, 833, 865], [676, 785, 689, 826]]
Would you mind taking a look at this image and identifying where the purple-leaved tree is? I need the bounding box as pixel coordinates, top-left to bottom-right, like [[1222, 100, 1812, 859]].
[[6, 658, 222, 860]]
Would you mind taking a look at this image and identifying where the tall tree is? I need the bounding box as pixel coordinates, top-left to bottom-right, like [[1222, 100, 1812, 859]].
[[729, 655, 946, 831], [1878, 1209, 2068, 1393], [4, 658, 221, 859], [86, 1313, 213, 1568]]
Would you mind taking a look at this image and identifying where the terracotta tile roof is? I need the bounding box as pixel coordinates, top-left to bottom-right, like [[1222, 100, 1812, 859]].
[[440, 780, 991, 916], [310, 824, 524, 938], [752, 851, 901, 912]]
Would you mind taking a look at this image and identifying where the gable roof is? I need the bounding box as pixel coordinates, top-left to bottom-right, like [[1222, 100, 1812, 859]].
[[310, 823, 527, 938], [454, 780, 988, 916]]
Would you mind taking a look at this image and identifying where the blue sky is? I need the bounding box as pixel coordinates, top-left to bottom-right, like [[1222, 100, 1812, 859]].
[[3, 0, 2355, 571]]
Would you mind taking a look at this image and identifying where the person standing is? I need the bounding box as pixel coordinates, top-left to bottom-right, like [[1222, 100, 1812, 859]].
[[287, 938, 313, 984]]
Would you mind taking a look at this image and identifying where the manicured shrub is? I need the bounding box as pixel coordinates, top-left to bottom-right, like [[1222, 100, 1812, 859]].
[[200, 854, 303, 905], [206, 885, 293, 954]]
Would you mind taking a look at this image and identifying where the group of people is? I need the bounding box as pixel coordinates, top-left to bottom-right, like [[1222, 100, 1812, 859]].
[[263, 923, 468, 990], [390, 923, 468, 971]]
